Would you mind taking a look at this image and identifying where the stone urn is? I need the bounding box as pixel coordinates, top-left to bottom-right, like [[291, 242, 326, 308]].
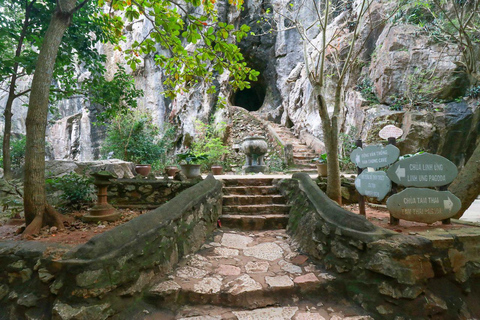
[[241, 136, 268, 173], [83, 171, 120, 222]]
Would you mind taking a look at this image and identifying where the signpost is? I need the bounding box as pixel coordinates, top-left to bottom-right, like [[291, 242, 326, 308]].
[[350, 144, 400, 169], [387, 188, 461, 224], [355, 171, 391, 201], [387, 153, 458, 187]]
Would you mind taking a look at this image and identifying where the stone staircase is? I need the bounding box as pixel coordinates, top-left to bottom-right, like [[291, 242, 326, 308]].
[[136, 177, 373, 319], [267, 122, 318, 173], [220, 178, 290, 230]]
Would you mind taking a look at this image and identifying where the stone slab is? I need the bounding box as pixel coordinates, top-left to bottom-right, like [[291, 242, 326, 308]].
[[226, 274, 262, 295], [245, 261, 270, 273], [265, 275, 294, 288], [176, 266, 208, 279], [221, 233, 253, 249], [193, 277, 222, 294], [278, 260, 302, 274], [295, 313, 326, 320], [244, 243, 284, 261], [213, 247, 239, 257], [216, 265, 241, 276], [233, 307, 298, 320]]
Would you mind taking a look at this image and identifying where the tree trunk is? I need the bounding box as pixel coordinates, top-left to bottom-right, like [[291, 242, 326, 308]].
[[3, 1, 35, 180], [450, 141, 480, 219], [23, 1, 77, 236], [315, 85, 342, 205], [3, 94, 14, 180]]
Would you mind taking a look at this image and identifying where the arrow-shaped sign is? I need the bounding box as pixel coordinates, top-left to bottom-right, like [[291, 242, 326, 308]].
[[395, 166, 405, 180], [444, 197, 453, 212]]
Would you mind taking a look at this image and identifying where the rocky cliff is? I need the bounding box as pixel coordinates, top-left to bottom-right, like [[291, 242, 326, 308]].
[[1, 0, 479, 165]]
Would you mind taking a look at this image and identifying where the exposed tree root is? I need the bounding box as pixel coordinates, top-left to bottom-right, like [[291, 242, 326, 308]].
[[22, 204, 65, 238]]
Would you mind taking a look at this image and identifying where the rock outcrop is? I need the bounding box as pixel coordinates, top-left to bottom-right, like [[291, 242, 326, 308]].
[[1, 0, 478, 166]]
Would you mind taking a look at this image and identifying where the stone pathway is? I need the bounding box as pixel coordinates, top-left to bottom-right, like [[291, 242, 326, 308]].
[[144, 229, 372, 319]]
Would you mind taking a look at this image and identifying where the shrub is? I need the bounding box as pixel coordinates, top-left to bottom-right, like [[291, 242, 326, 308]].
[[101, 110, 176, 172], [191, 120, 229, 169], [46, 172, 95, 211]]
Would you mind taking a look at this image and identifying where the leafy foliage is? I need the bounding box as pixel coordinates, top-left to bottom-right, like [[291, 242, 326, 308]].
[[177, 151, 208, 165], [0, 135, 26, 171], [191, 120, 229, 168], [102, 0, 259, 98], [46, 172, 95, 211], [85, 65, 144, 123], [466, 85, 480, 99], [101, 110, 176, 170], [355, 78, 379, 104]]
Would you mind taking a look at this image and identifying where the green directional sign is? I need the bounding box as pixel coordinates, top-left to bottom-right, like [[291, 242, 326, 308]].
[[350, 145, 400, 169], [354, 171, 391, 201], [387, 188, 461, 224], [387, 153, 458, 187]]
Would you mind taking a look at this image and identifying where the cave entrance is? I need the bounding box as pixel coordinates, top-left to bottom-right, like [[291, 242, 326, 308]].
[[232, 80, 266, 112]]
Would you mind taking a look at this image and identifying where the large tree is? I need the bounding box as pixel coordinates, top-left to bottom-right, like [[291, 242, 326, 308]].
[[274, 0, 388, 204], [22, 0, 257, 236], [0, 0, 133, 179]]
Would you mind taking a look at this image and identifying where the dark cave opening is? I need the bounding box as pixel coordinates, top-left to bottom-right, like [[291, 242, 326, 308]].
[[232, 80, 266, 112]]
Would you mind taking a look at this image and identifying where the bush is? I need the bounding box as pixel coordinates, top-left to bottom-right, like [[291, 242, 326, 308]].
[[46, 172, 95, 211], [191, 120, 229, 170], [101, 110, 176, 172], [10, 135, 26, 170]]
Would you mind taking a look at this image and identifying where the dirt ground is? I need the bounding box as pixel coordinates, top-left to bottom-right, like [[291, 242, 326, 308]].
[[0, 204, 476, 246]]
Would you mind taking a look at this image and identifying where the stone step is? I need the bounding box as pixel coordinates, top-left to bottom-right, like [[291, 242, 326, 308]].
[[146, 230, 340, 311], [293, 154, 316, 160], [222, 178, 275, 187], [219, 214, 289, 230], [223, 195, 286, 206], [223, 186, 279, 196], [170, 304, 373, 320], [295, 159, 317, 165], [223, 204, 290, 215]]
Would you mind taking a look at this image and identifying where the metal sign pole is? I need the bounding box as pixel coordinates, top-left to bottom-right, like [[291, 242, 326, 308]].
[[388, 137, 400, 226], [355, 139, 366, 216]]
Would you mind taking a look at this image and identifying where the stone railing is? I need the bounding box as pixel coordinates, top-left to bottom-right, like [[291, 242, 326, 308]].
[[0, 175, 223, 319], [280, 173, 480, 319]]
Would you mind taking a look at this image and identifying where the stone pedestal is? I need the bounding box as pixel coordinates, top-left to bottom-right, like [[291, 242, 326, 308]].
[[241, 136, 268, 173], [83, 171, 120, 222]]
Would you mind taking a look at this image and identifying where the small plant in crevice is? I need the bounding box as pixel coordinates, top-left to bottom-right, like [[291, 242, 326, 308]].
[[265, 152, 286, 173], [46, 172, 95, 212], [355, 78, 379, 104], [466, 86, 480, 99]]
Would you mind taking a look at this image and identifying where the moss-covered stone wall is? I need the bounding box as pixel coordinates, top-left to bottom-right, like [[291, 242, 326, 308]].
[[108, 179, 197, 208], [280, 173, 480, 319], [0, 176, 223, 319]]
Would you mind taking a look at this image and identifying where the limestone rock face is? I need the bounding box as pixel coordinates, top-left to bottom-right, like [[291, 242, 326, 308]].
[[2, 0, 478, 165]]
